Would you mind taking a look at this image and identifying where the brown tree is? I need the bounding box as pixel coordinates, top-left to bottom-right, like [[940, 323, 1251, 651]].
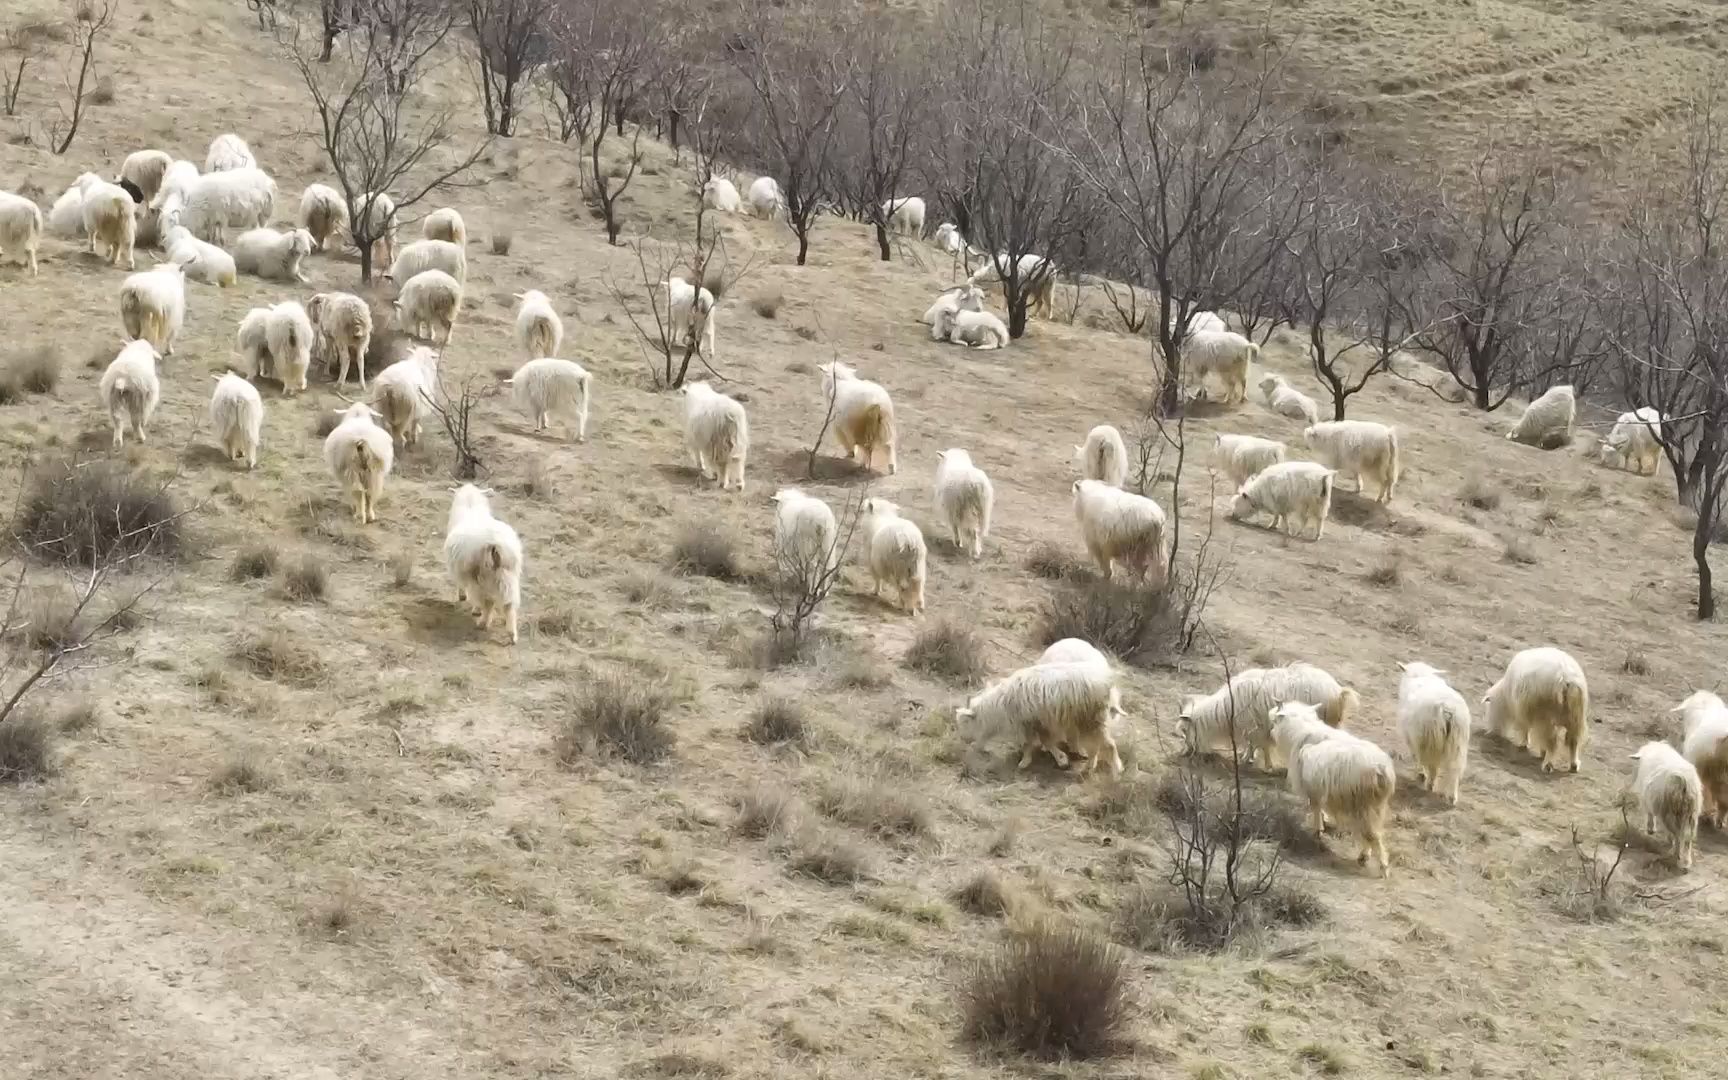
[[831, 13, 931, 261], [554, 0, 654, 244], [465, 0, 555, 137]]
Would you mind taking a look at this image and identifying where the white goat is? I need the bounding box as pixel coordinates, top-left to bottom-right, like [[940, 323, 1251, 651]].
[[860, 497, 927, 615], [1259, 372, 1320, 424], [772, 488, 840, 580], [178, 168, 275, 245], [48, 173, 98, 236], [79, 175, 137, 269], [1183, 330, 1256, 405], [1483, 646, 1589, 774], [421, 207, 466, 247], [305, 292, 373, 389], [513, 289, 563, 360], [100, 341, 161, 450], [1170, 309, 1228, 336], [1304, 420, 1401, 503], [393, 269, 463, 346], [936, 307, 1010, 350], [208, 372, 263, 470], [701, 176, 741, 213], [149, 160, 200, 220], [1073, 425, 1128, 487], [1629, 742, 1702, 870], [969, 254, 1056, 320], [680, 381, 748, 492], [507, 357, 590, 442], [444, 484, 523, 645], [922, 284, 984, 329], [883, 196, 925, 236], [265, 301, 314, 395], [1507, 384, 1576, 448], [957, 659, 1123, 776], [233, 227, 314, 283], [748, 176, 783, 218], [322, 402, 394, 524], [1598, 406, 1665, 476], [1179, 662, 1359, 766], [118, 263, 186, 356], [370, 345, 440, 448], [1230, 460, 1336, 540], [1072, 479, 1167, 584], [298, 183, 349, 252], [0, 190, 42, 275], [666, 275, 717, 359], [1274, 703, 1396, 876], [118, 149, 173, 206], [387, 238, 466, 285], [934, 448, 994, 559], [205, 133, 257, 172], [819, 362, 898, 475], [354, 191, 397, 268], [163, 224, 237, 287], [1212, 432, 1288, 487], [1396, 661, 1471, 805], [1674, 690, 1728, 830]]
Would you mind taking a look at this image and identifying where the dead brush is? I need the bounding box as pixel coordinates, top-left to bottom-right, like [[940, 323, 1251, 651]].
[[0, 345, 62, 396], [816, 776, 932, 838], [554, 671, 680, 765], [670, 524, 743, 581], [1460, 473, 1501, 511], [745, 696, 812, 748], [280, 554, 329, 602], [232, 628, 326, 685], [750, 288, 783, 319], [15, 458, 183, 567], [231, 544, 278, 581], [209, 753, 273, 794], [0, 705, 56, 782], [785, 828, 872, 884], [1363, 552, 1401, 587], [1024, 541, 1088, 581], [1033, 579, 1185, 665], [960, 922, 1133, 1060], [903, 618, 987, 683], [953, 869, 1016, 917], [735, 785, 799, 838]]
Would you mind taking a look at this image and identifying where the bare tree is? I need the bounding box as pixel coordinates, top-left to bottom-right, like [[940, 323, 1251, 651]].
[[831, 17, 931, 261], [44, 0, 115, 155], [313, 1, 353, 62], [768, 490, 865, 656], [420, 376, 490, 480], [607, 229, 752, 390], [279, 5, 490, 282], [465, 0, 554, 137], [555, 0, 653, 244], [1, 17, 55, 117]]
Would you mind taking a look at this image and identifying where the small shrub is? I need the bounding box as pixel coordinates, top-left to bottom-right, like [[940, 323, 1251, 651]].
[[904, 619, 987, 683], [835, 655, 892, 690], [231, 545, 278, 581], [56, 698, 100, 732], [306, 891, 362, 939], [1460, 474, 1501, 511], [388, 550, 414, 588], [554, 672, 679, 765], [1501, 534, 1537, 565], [19, 587, 84, 651], [1297, 1043, 1349, 1075], [312, 412, 341, 438], [490, 228, 512, 255], [15, 459, 183, 567], [0, 708, 55, 782], [746, 696, 810, 747], [210, 754, 272, 794], [1363, 553, 1401, 587], [232, 628, 326, 684], [521, 458, 556, 501], [961, 922, 1132, 1060], [1260, 885, 1327, 928], [751, 289, 783, 319], [817, 776, 932, 838], [1085, 776, 1165, 833], [953, 869, 1014, 917], [90, 75, 115, 105], [1025, 542, 1089, 581], [1034, 579, 1182, 664], [701, 263, 726, 300], [671, 524, 742, 580], [1621, 649, 1651, 676], [281, 555, 329, 602], [2, 346, 61, 395], [787, 830, 871, 884], [736, 785, 799, 838]]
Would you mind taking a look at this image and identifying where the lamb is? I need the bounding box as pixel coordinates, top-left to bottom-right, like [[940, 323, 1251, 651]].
[[205, 133, 257, 172], [322, 402, 394, 524], [370, 345, 440, 448], [934, 222, 966, 255], [921, 284, 985, 329], [177, 168, 276, 245], [386, 238, 466, 285], [208, 372, 264, 470], [305, 292, 373, 389], [506, 357, 590, 442], [1507, 384, 1576, 448], [1673, 690, 1728, 830], [298, 183, 349, 252], [934, 448, 994, 560], [1259, 372, 1320, 424], [163, 224, 237, 287], [421, 207, 467, 247], [771, 488, 840, 580], [748, 176, 783, 218], [1212, 432, 1288, 487], [118, 263, 186, 357], [118, 149, 173, 206], [99, 341, 161, 450], [0, 190, 42, 275], [80, 175, 138, 269], [1396, 661, 1471, 805], [264, 301, 314, 395], [701, 176, 741, 213], [1178, 662, 1360, 766], [1273, 703, 1396, 876], [970, 253, 1056, 320], [1072, 479, 1167, 584], [679, 381, 748, 492], [233, 227, 314, 283], [1073, 425, 1128, 488], [860, 497, 927, 616], [354, 191, 397, 268], [444, 484, 523, 645], [1229, 460, 1336, 540], [1183, 329, 1257, 405], [1483, 646, 1589, 774], [956, 658, 1124, 777], [819, 362, 898, 475], [883, 196, 925, 236], [1303, 419, 1401, 503], [666, 275, 717, 359], [513, 289, 563, 359], [393, 269, 463, 346], [1627, 742, 1701, 869], [935, 307, 1010, 350], [1598, 406, 1665, 476]]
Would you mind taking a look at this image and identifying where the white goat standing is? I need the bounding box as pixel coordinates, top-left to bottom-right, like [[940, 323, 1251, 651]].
[[444, 484, 523, 645]]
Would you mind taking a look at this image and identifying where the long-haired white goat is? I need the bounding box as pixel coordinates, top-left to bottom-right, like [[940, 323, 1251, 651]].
[[209, 372, 263, 470], [1073, 424, 1127, 487], [771, 488, 840, 583], [1629, 742, 1702, 870], [1507, 384, 1576, 448], [100, 341, 160, 450], [118, 263, 186, 356], [1673, 690, 1728, 830], [1396, 661, 1471, 805], [1483, 646, 1589, 773], [1179, 662, 1359, 767], [861, 497, 926, 615], [513, 289, 563, 360], [370, 345, 440, 448], [957, 658, 1124, 777], [322, 402, 394, 524], [819, 362, 898, 475], [444, 484, 523, 645], [1072, 479, 1166, 584], [934, 448, 994, 560], [1272, 701, 1396, 876], [1230, 460, 1336, 540], [507, 357, 590, 442], [679, 381, 748, 492], [1304, 420, 1400, 503]]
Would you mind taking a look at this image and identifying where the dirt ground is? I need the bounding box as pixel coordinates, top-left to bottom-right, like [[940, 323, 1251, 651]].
[[2, 4, 1727, 1079]]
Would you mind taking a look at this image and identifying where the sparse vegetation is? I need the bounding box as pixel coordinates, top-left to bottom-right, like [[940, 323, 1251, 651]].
[[1622, 649, 1651, 676], [1297, 1042, 1350, 1075], [1364, 553, 1401, 587], [0, 705, 54, 782], [555, 672, 680, 765], [953, 869, 1015, 917], [817, 776, 931, 838], [388, 551, 414, 588], [735, 785, 799, 838], [232, 628, 326, 685], [1501, 534, 1538, 566], [1025, 542, 1089, 581], [787, 830, 871, 884], [671, 524, 743, 580], [0, 346, 61, 397], [1034, 579, 1189, 664], [751, 289, 783, 318], [15, 458, 183, 566], [961, 922, 1132, 1060], [281, 555, 329, 602], [903, 619, 987, 683], [1460, 474, 1502, 511], [746, 696, 811, 748], [209, 753, 272, 794], [231, 545, 278, 581], [490, 228, 512, 255]]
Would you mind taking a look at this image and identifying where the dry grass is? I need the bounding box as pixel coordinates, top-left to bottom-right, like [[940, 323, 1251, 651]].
[[388, 550, 414, 588], [745, 696, 811, 748], [953, 869, 1015, 917], [231, 628, 326, 685], [670, 524, 743, 580], [735, 785, 799, 838], [961, 922, 1132, 1060], [1500, 534, 1538, 566], [816, 776, 932, 838], [1025, 541, 1089, 581], [0, 346, 62, 397], [786, 829, 872, 884], [55, 698, 100, 733], [1363, 552, 1401, 587], [231, 545, 278, 581], [1460, 473, 1501, 511], [490, 228, 512, 255], [16, 586, 85, 652], [903, 618, 987, 683], [750, 288, 783, 318], [1297, 1042, 1350, 1075], [280, 555, 329, 602], [1621, 649, 1651, 676], [554, 672, 680, 765], [209, 753, 273, 795], [0, 707, 55, 783], [14, 459, 183, 567], [1034, 579, 1184, 664]]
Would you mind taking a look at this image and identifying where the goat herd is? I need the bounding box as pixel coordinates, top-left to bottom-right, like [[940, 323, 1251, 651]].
[[0, 133, 1720, 880]]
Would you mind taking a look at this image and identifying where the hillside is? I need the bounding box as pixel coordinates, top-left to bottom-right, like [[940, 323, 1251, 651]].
[[3, 5, 1728, 1080]]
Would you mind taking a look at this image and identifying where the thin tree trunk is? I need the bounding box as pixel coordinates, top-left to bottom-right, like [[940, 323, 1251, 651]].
[[1696, 522, 1714, 620], [875, 223, 889, 261]]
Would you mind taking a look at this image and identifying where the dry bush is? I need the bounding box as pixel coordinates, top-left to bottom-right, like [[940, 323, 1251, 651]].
[[834, 655, 892, 690], [388, 550, 414, 588], [1500, 534, 1538, 565], [1621, 649, 1651, 676], [961, 922, 1132, 1060], [1460, 474, 1501, 510], [735, 785, 798, 838], [1024, 542, 1088, 581], [751, 289, 783, 319], [817, 776, 932, 838], [787, 829, 871, 884], [15, 459, 182, 566], [1363, 552, 1401, 587], [746, 696, 811, 748], [232, 628, 326, 684], [209, 753, 272, 795], [281, 555, 329, 602], [490, 228, 512, 255], [231, 544, 278, 581], [90, 74, 113, 104], [1034, 580, 1186, 664], [555, 672, 679, 765], [55, 698, 100, 732], [903, 619, 987, 683], [671, 524, 743, 580], [16, 586, 84, 651], [1083, 776, 1165, 833], [521, 458, 556, 501], [1118, 881, 1325, 953], [0, 706, 55, 782], [953, 869, 1015, 917], [1, 346, 62, 396]]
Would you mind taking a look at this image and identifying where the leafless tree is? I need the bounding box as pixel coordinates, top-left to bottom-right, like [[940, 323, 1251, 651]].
[[555, 0, 654, 244], [465, 0, 554, 137], [831, 16, 931, 261], [43, 0, 115, 155], [607, 228, 752, 390], [279, 5, 490, 282], [768, 489, 865, 656], [420, 376, 490, 480], [1, 17, 56, 117]]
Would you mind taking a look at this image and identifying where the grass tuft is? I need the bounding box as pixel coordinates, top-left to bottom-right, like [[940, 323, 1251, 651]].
[[281, 555, 329, 602], [231, 545, 278, 581], [903, 619, 988, 683], [816, 776, 932, 838], [15, 459, 182, 567], [554, 672, 679, 765], [671, 524, 742, 580], [0, 707, 55, 782], [210, 753, 273, 795], [745, 696, 811, 748], [232, 628, 326, 685], [961, 922, 1132, 1059]]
